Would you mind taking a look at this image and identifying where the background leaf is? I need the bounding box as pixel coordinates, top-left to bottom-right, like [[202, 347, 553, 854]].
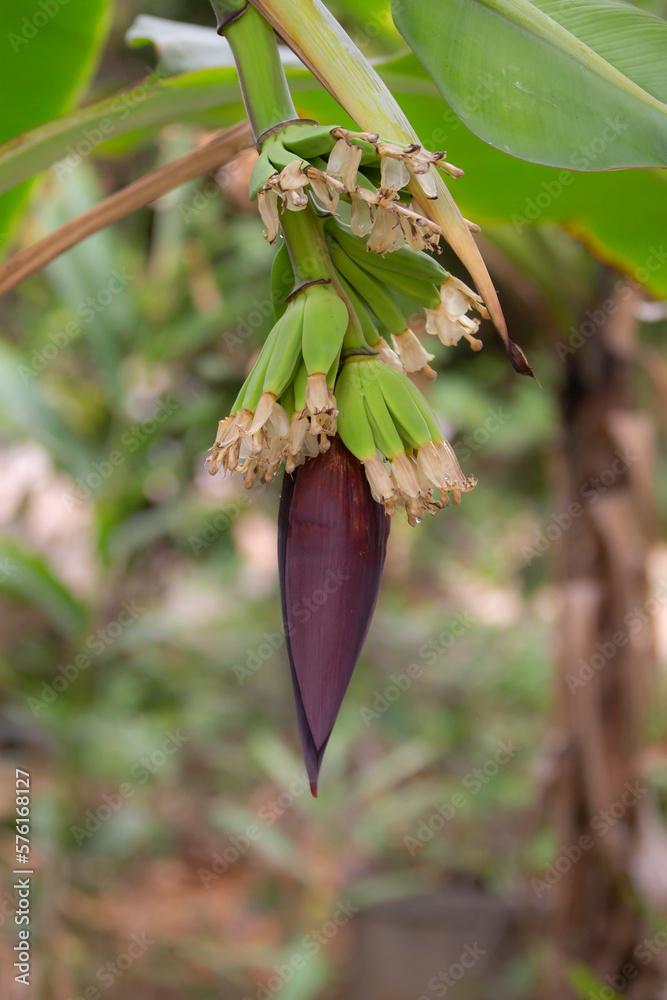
[[390, 0, 667, 169], [126, 13, 303, 72], [0, 0, 112, 245]]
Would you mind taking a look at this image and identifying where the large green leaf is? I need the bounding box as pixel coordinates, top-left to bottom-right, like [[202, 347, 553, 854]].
[[0, 0, 111, 245], [390, 0, 667, 169], [0, 13, 665, 299], [296, 59, 667, 296], [0, 69, 245, 207]]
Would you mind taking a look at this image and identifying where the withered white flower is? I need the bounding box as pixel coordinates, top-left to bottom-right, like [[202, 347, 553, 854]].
[[326, 137, 362, 192], [371, 336, 404, 373], [424, 276, 488, 350], [350, 197, 373, 237], [258, 189, 281, 243], [391, 329, 436, 379]]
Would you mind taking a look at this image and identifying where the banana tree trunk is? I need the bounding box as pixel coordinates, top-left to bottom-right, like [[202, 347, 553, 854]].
[[546, 280, 663, 997]]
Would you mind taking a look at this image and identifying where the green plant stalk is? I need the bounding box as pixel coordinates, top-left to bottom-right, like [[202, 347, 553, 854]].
[[248, 0, 508, 343], [223, 3, 297, 139], [280, 207, 370, 354], [223, 3, 369, 354]]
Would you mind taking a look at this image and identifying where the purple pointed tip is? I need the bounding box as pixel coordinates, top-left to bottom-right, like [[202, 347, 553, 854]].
[[278, 437, 390, 796]]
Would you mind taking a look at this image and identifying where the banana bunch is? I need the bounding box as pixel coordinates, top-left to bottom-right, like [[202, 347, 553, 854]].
[[335, 356, 476, 526], [208, 279, 349, 486], [324, 217, 487, 355], [208, 115, 487, 511], [251, 120, 473, 255]]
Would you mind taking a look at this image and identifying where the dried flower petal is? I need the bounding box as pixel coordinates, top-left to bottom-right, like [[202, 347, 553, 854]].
[[258, 189, 280, 243], [350, 197, 373, 237], [391, 328, 435, 375], [380, 155, 410, 194]]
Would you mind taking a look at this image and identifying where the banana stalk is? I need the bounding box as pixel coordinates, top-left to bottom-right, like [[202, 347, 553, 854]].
[[249, 0, 534, 377]]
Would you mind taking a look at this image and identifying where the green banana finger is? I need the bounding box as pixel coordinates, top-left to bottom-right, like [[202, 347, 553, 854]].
[[359, 363, 406, 459], [348, 253, 441, 309], [326, 352, 341, 390], [292, 358, 308, 412], [249, 149, 278, 200], [335, 362, 377, 461], [379, 364, 443, 442], [279, 381, 295, 417], [326, 218, 448, 286], [262, 296, 306, 398], [264, 138, 302, 172], [232, 315, 285, 413], [338, 275, 378, 349], [271, 241, 294, 321], [301, 283, 350, 376], [328, 242, 406, 335], [374, 364, 432, 449], [281, 123, 337, 159]]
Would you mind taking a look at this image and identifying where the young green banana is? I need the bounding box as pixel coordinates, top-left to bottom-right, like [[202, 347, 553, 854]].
[[326, 219, 448, 286], [359, 363, 406, 459], [349, 254, 441, 309], [232, 314, 285, 414], [249, 149, 278, 200], [292, 359, 308, 413], [271, 241, 294, 321], [301, 284, 350, 376], [334, 361, 377, 463], [262, 296, 306, 399], [337, 275, 379, 350], [281, 123, 337, 159], [279, 381, 295, 417], [374, 365, 433, 449], [328, 222, 441, 308], [380, 364, 443, 442], [328, 242, 406, 335]]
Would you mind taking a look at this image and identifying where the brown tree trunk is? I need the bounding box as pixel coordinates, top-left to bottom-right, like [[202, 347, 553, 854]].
[[547, 280, 665, 997]]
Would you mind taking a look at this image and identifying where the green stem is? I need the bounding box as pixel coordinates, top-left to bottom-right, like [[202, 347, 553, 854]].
[[279, 208, 329, 285], [280, 208, 372, 354], [223, 4, 297, 140]]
